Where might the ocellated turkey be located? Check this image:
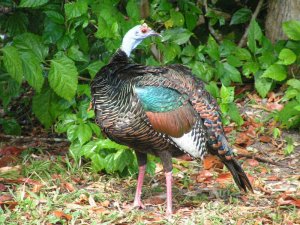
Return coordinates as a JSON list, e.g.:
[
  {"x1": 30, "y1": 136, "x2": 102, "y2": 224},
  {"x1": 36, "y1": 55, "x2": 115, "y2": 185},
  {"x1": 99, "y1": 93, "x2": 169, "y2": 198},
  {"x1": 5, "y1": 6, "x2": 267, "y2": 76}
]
[{"x1": 91, "y1": 23, "x2": 253, "y2": 216}]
